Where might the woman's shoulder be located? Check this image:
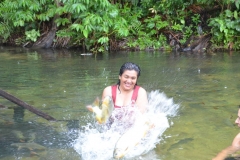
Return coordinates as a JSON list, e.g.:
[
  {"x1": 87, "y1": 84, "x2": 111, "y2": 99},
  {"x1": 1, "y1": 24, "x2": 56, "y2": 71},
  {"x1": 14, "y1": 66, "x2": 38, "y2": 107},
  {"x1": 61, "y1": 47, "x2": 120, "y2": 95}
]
[
  {"x1": 103, "y1": 85, "x2": 116, "y2": 95},
  {"x1": 137, "y1": 86, "x2": 147, "y2": 96},
  {"x1": 138, "y1": 86, "x2": 147, "y2": 92},
  {"x1": 103, "y1": 86, "x2": 112, "y2": 92},
  {"x1": 102, "y1": 86, "x2": 113, "y2": 99},
  {"x1": 104, "y1": 84, "x2": 117, "y2": 90}
]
